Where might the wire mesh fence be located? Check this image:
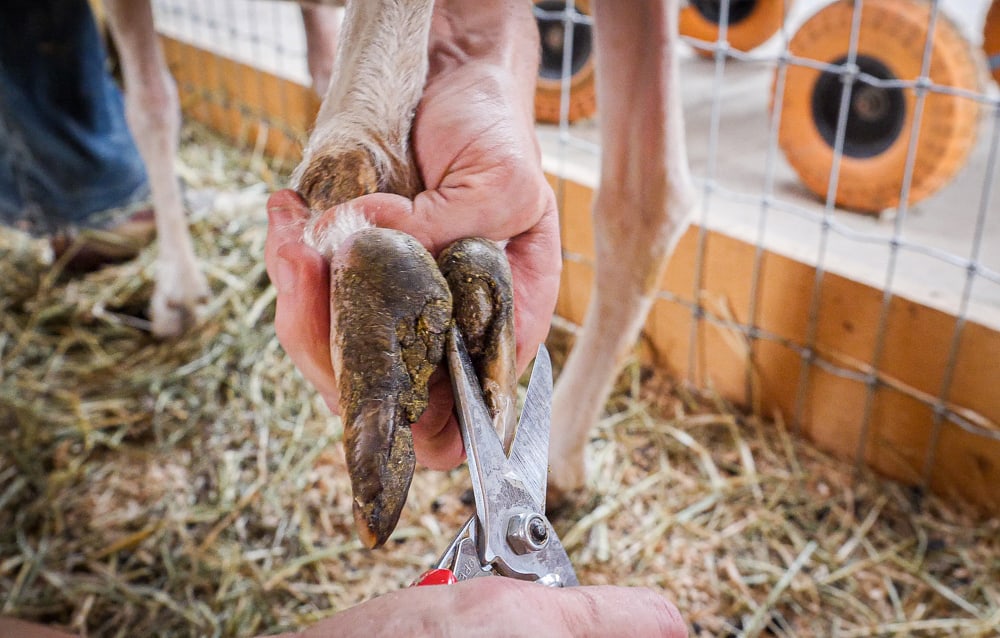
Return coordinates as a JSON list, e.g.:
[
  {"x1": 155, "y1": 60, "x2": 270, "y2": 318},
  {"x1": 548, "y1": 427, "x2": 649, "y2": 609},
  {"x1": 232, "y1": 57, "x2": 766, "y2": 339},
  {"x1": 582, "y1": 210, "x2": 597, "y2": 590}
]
[
  {"x1": 533, "y1": 0, "x2": 999, "y2": 499},
  {"x1": 150, "y1": 0, "x2": 999, "y2": 504},
  {"x1": 152, "y1": 0, "x2": 329, "y2": 168}
]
